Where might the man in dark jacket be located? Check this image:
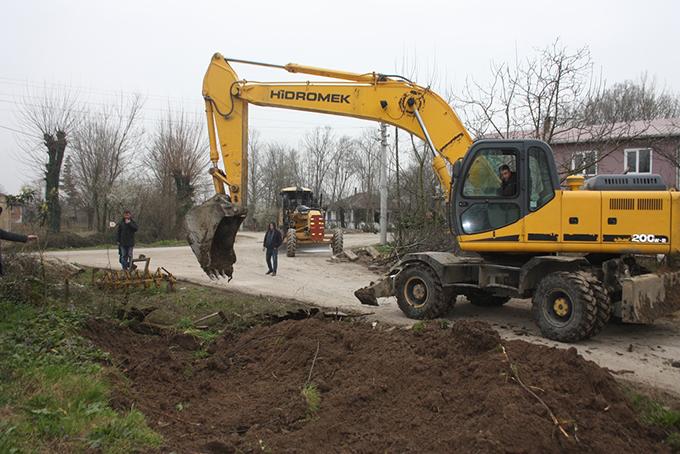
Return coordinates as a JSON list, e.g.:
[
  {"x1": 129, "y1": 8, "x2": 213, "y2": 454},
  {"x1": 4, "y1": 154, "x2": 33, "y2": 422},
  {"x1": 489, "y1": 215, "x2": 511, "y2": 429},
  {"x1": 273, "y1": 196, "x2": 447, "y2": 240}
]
[
  {"x1": 116, "y1": 210, "x2": 138, "y2": 270},
  {"x1": 0, "y1": 207, "x2": 38, "y2": 276},
  {"x1": 262, "y1": 222, "x2": 283, "y2": 276},
  {"x1": 498, "y1": 164, "x2": 518, "y2": 197}
]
